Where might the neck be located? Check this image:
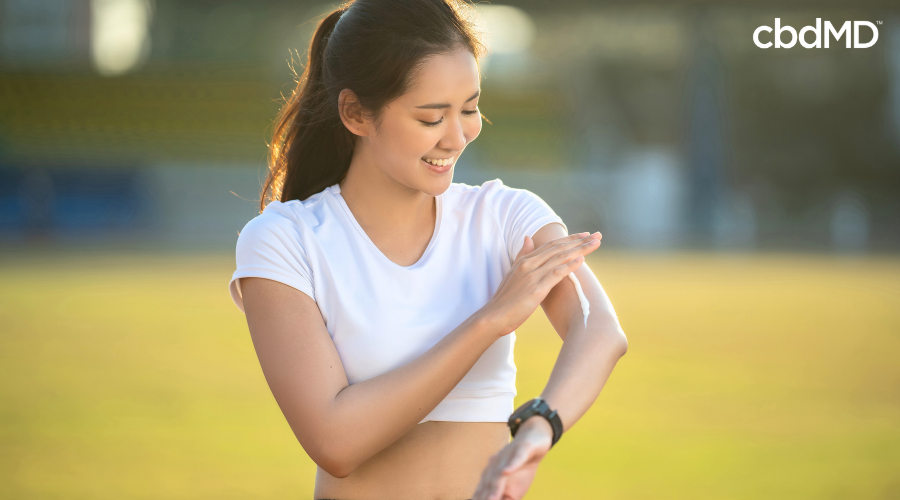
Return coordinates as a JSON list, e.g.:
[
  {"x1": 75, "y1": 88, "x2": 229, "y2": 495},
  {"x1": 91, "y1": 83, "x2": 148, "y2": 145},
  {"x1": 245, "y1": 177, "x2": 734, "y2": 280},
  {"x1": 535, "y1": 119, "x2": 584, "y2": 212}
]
[{"x1": 338, "y1": 153, "x2": 435, "y2": 234}]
